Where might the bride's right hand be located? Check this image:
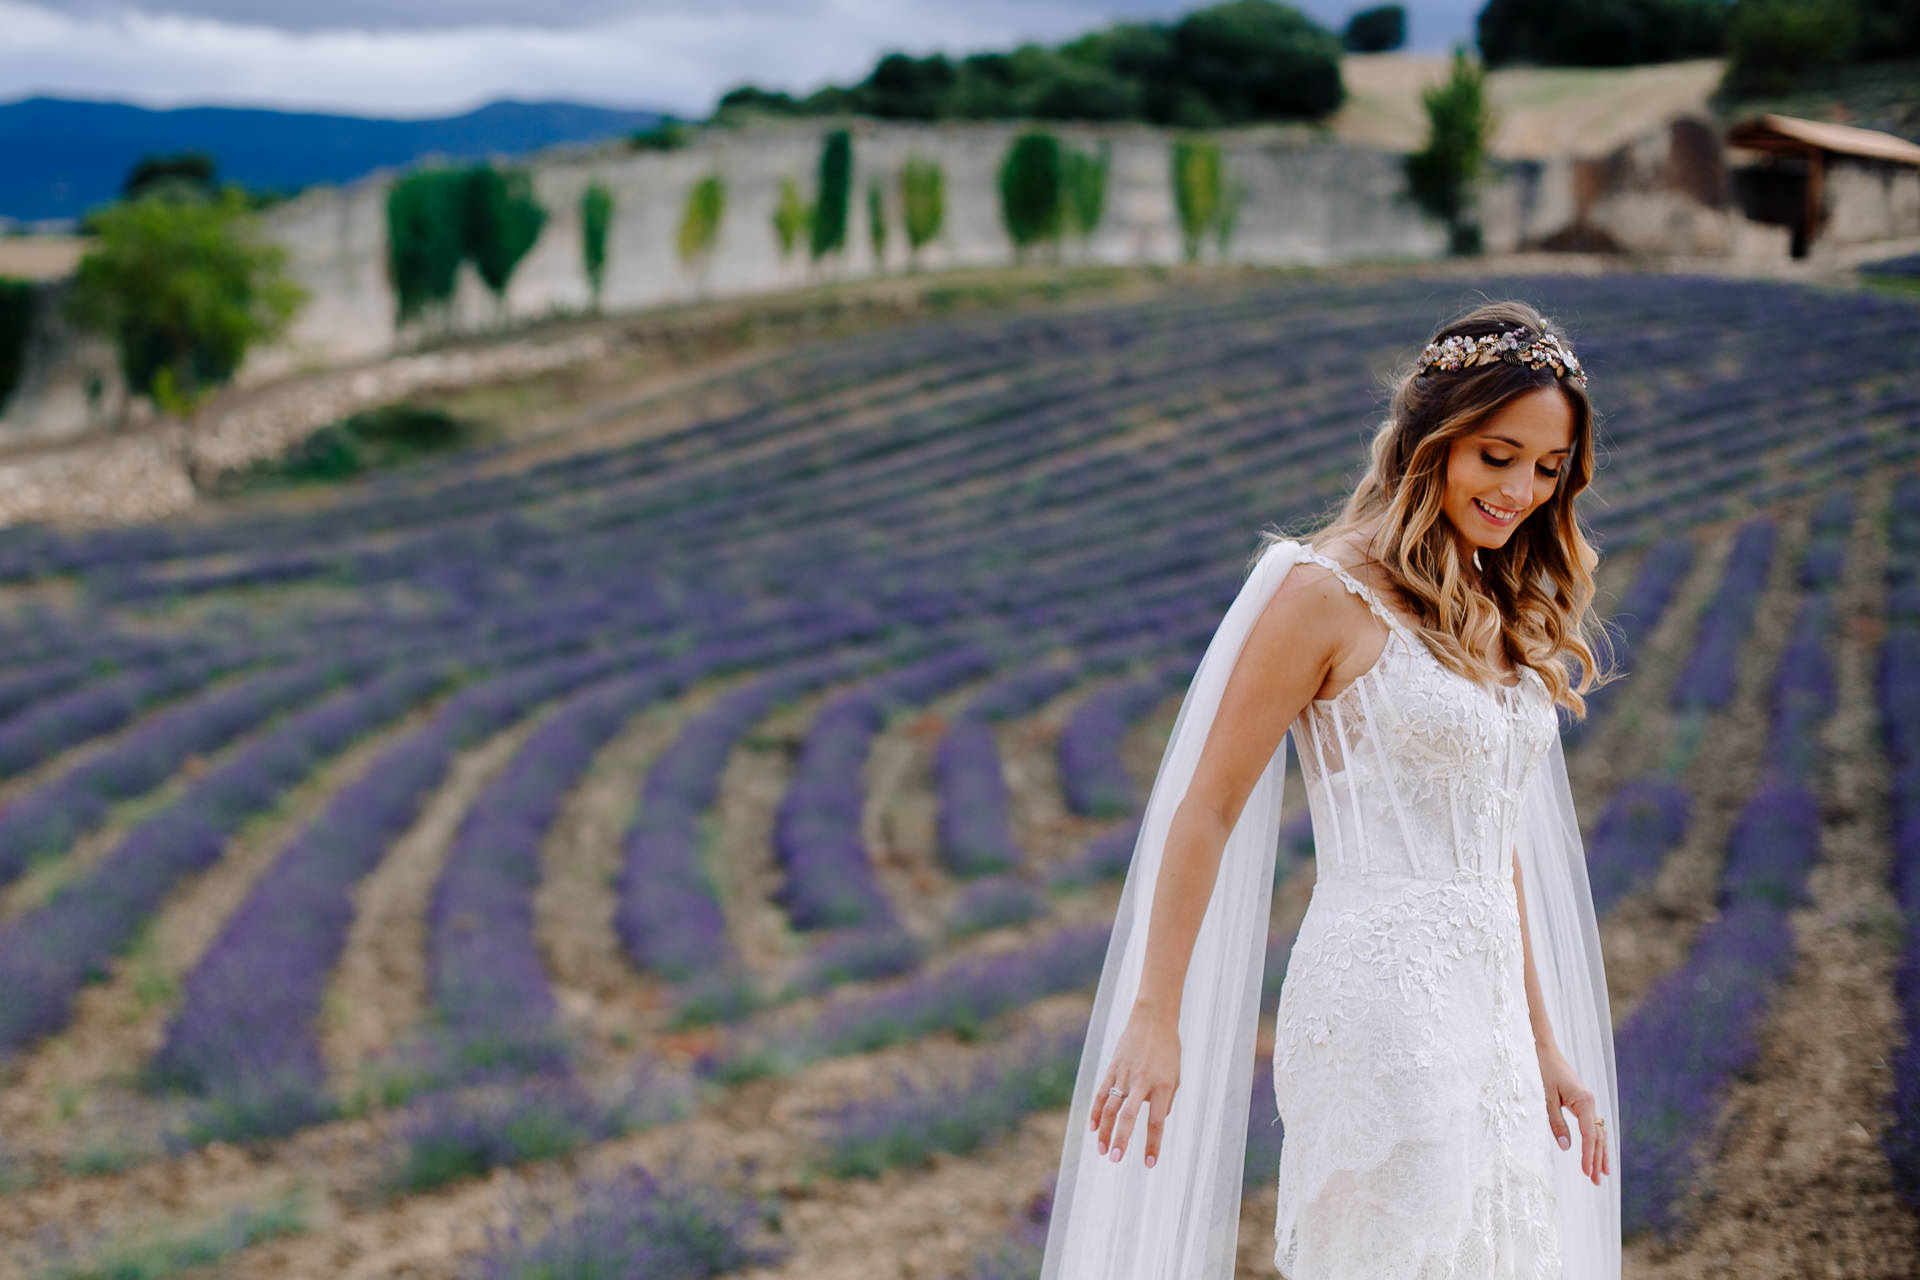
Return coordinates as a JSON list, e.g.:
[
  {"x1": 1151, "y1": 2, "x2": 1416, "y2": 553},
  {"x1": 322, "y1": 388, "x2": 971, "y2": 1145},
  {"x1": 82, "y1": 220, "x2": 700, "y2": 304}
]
[{"x1": 1088, "y1": 1004, "x2": 1181, "y2": 1170}]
